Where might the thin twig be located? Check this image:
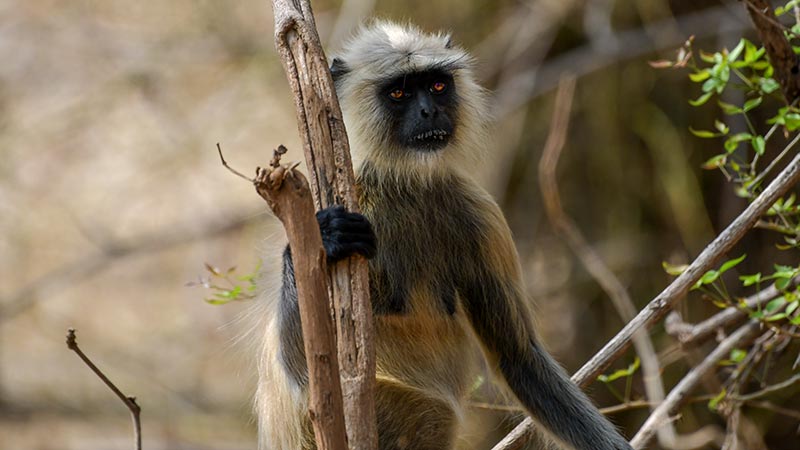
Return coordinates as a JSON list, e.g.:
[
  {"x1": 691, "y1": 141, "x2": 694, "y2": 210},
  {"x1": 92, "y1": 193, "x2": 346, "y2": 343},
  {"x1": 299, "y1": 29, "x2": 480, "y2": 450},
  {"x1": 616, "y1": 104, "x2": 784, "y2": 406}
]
[
  {"x1": 747, "y1": 400, "x2": 800, "y2": 420},
  {"x1": 66, "y1": 329, "x2": 142, "y2": 450},
  {"x1": 630, "y1": 322, "x2": 761, "y2": 449},
  {"x1": 733, "y1": 373, "x2": 800, "y2": 402},
  {"x1": 538, "y1": 77, "x2": 673, "y2": 444},
  {"x1": 217, "y1": 143, "x2": 255, "y2": 182},
  {"x1": 751, "y1": 132, "x2": 800, "y2": 188},
  {"x1": 664, "y1": 278, "x2": 797, "y2": 347}
]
